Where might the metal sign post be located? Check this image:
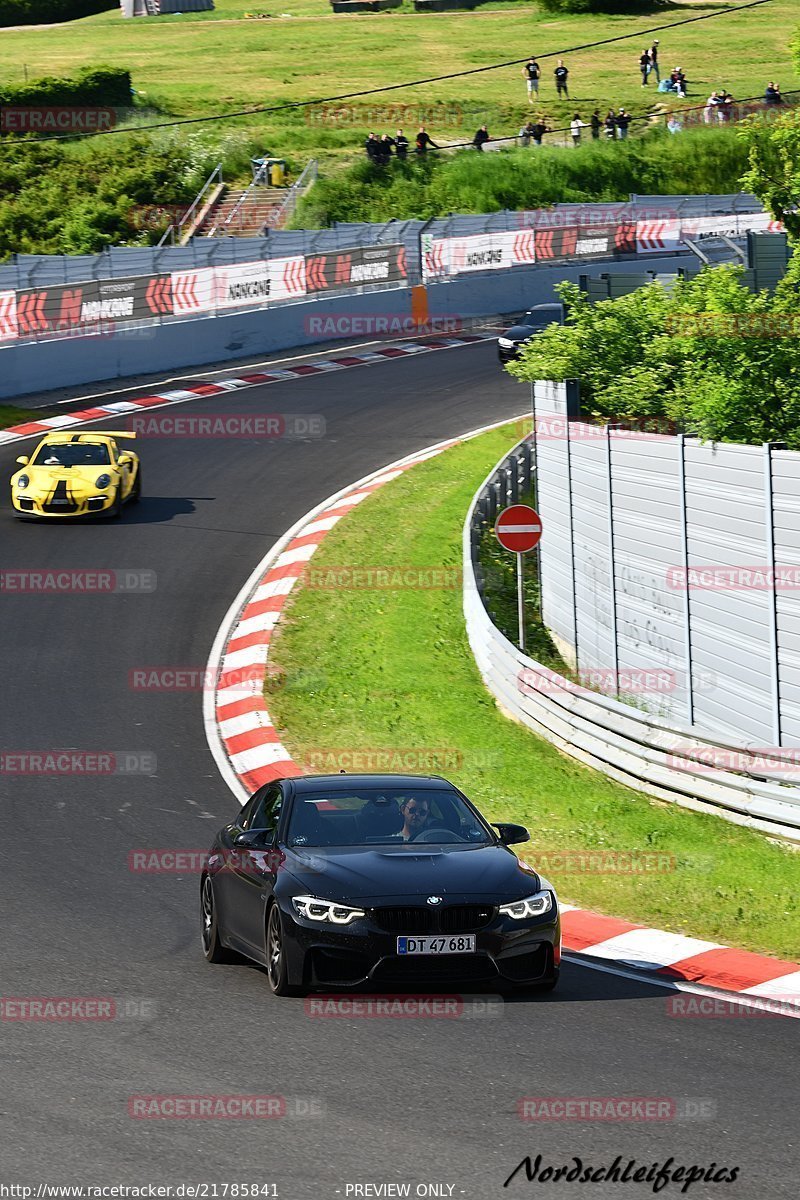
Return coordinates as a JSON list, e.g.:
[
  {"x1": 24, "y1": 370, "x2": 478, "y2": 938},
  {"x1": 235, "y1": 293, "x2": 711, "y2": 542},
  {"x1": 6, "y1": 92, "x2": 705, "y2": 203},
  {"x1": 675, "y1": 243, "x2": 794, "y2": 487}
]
[{"x1": 496, "y1": 504, "x2": 543, "y2": 653}]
